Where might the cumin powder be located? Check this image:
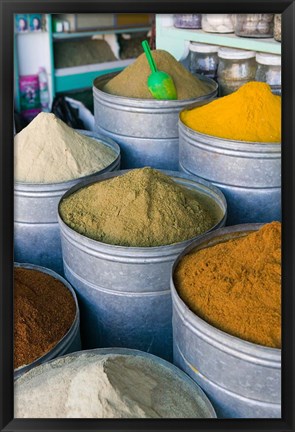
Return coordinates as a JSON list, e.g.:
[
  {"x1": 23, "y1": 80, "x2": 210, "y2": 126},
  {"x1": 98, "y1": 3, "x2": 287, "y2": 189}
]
[
  {"x1": 14, "y1": 267, "x2": 76, "y2": 369},
  {"x1": 102, "y1": 50, "x2": 211, "y2": 100}
]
